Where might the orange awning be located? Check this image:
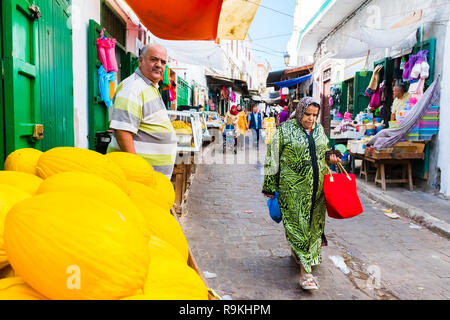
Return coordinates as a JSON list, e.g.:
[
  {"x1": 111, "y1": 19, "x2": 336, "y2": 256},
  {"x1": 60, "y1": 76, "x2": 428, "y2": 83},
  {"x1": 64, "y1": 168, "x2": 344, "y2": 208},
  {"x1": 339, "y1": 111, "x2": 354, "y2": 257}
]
[{"x1": 124, "y1": 0, "x2": 260, "y2": 41}]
